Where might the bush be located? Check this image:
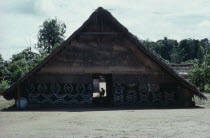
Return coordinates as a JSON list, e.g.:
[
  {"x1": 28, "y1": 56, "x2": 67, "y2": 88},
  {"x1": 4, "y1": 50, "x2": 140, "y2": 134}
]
[
  {"x1": 0, "y1": 80, "x2": 10, "y2": 95},
  {"x1": 189, "y1": 65, "x2": 210, "y2": 92}
]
